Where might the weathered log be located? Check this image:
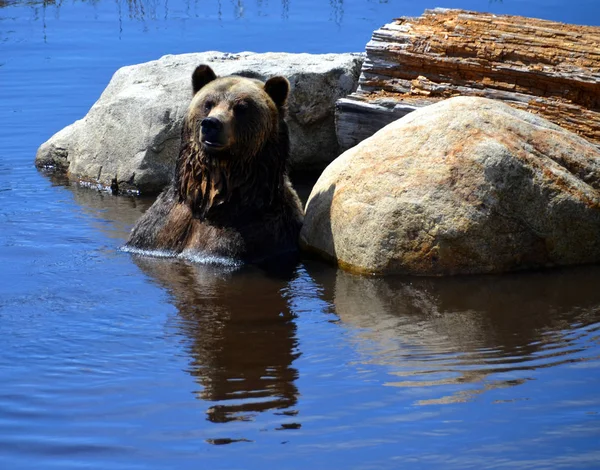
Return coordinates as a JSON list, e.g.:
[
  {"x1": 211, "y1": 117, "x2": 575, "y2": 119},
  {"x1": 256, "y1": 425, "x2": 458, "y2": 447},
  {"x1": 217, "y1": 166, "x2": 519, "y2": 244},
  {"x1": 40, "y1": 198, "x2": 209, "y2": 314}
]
[{"x1": 336, "y1": 8, "x2": 600, "y2": 151}]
